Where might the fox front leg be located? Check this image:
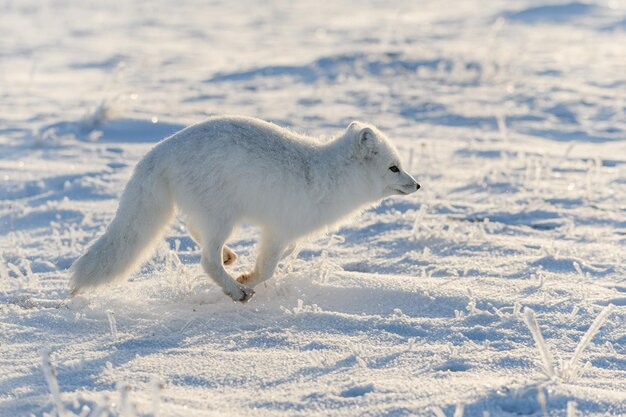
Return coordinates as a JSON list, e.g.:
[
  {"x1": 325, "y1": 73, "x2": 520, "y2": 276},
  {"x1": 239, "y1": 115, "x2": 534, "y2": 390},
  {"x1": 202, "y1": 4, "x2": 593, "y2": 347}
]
[{"x1": 237, "y1": 234, "x2": 287, "y2": 287}]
